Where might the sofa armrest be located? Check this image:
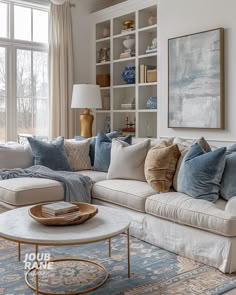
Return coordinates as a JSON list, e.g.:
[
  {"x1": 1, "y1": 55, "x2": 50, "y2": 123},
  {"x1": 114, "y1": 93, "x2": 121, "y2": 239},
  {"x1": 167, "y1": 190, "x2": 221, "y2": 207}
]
[{"x1": 225, "y1": 197, "x2": 236, "y2": 215}]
